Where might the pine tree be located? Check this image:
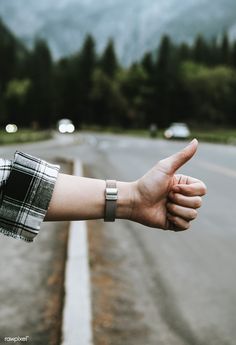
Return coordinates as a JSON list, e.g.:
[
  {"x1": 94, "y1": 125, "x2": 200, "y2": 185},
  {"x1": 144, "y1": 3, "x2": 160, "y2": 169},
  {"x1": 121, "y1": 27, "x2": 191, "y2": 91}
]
[
  {"x1": 220, "y1": 32, "x2": 230, "y2": 65},
  {"x1": 100, "y1": 39, "x2": 118, "y2": 78},
  {"x1": 178, "y1": 43, "x2": 190, "y2": 62},
  {"x1": 193, "y1": 35, "x2": 208, "y2": 65},
  {"x1": 154, "y1": 35, "x2": 177, "y2": 126},
  {"x1": 208, "y1": 37, "x2": 220, "y2": 66},
  {"x1": 27, "y1": 39, "x2": 53, "y2": 127},
  {"x1": 156, "y1": 35, "x2": 172, "y2": 72},
  {"x1": 75, "y1": 34, "x2": 97, "y2": 125},
  {"x1": 79, "y1": 34, "x2": 96, "y2": 82},
  {"x1": 0, "y1": 19, "x2": 20, "y2": 93},
  {"x1": 141, "y1": 52, "x2": 154, "y2": 75},
  {"x1": 231, "y1": 41, "x2": 236, "y2": 68}
]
